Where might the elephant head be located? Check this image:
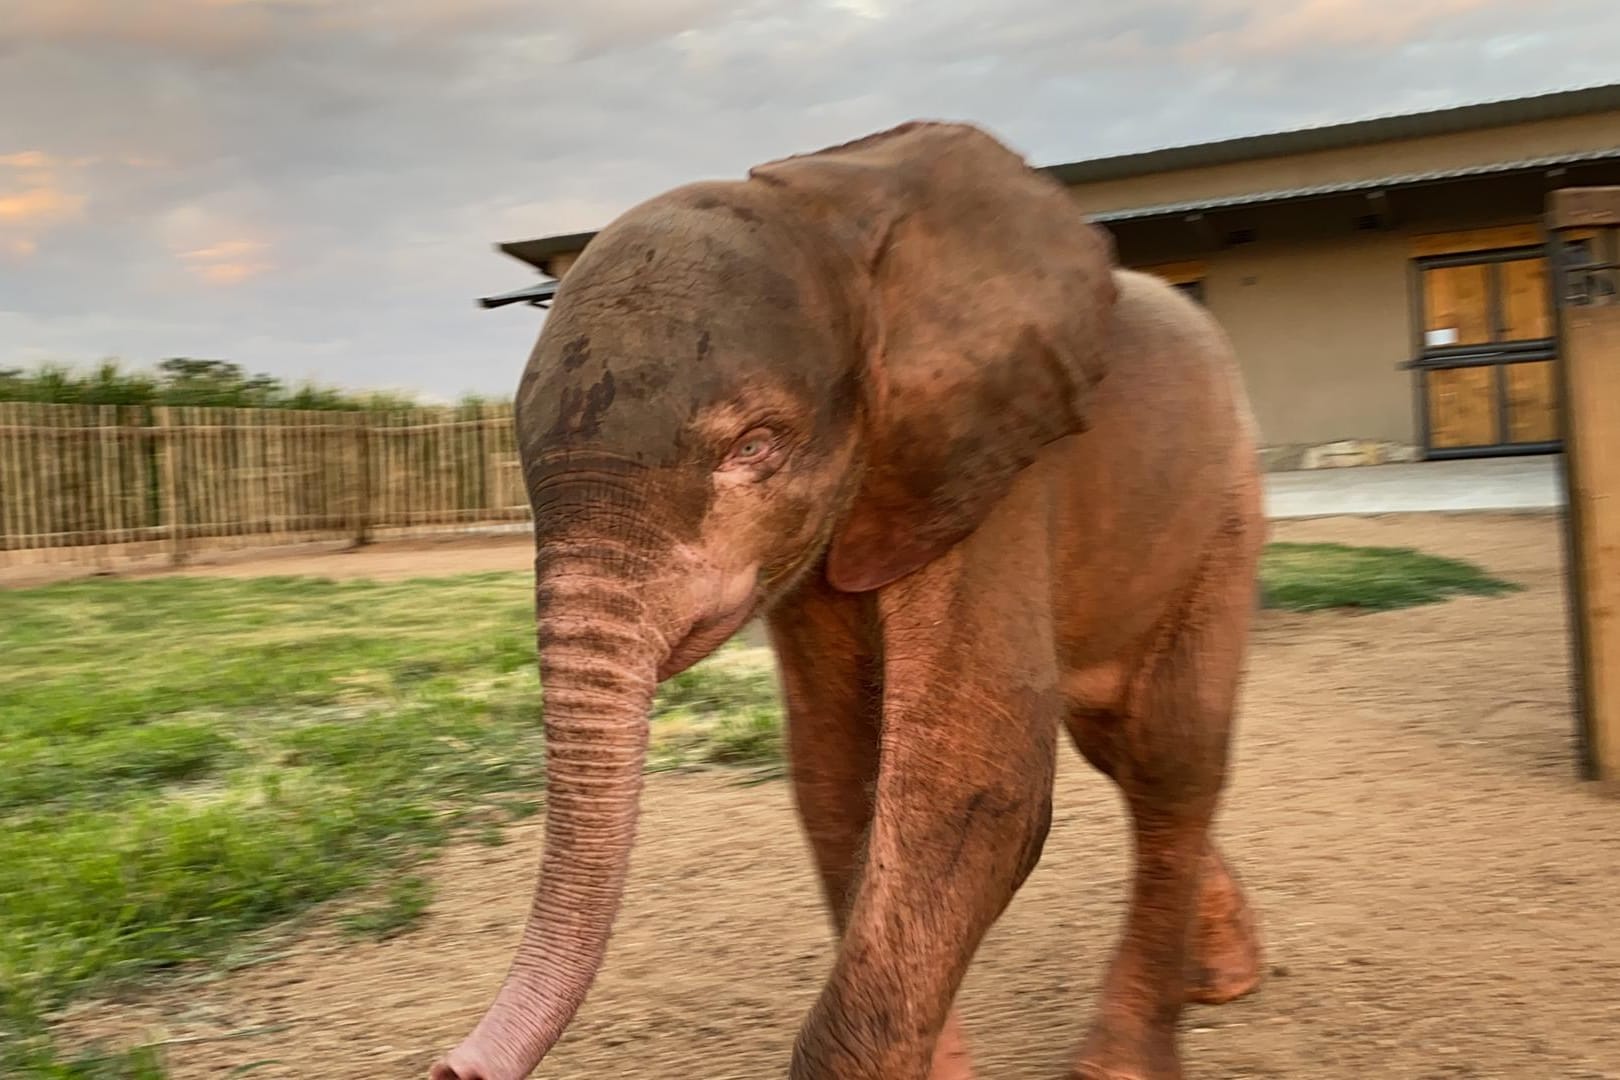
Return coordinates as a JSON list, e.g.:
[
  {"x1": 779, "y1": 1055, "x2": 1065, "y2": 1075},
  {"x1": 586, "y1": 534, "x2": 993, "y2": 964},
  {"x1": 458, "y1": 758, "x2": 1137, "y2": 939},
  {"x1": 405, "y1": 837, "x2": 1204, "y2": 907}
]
[{"x1": 432, "y1": 121, "x2": 1119, "y2": 1080}]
